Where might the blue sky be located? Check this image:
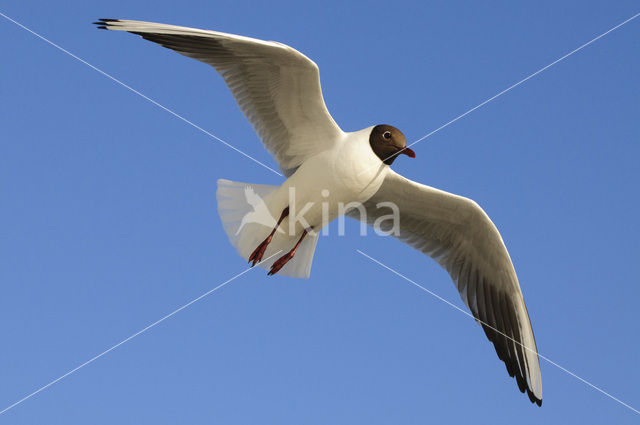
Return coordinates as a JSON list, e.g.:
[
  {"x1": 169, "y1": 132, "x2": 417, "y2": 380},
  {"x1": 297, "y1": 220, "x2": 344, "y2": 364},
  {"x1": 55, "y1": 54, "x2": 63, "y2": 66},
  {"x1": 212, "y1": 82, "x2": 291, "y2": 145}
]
[{"x1": 1, "y1": 0, "x2": 639, "y2": 423}]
